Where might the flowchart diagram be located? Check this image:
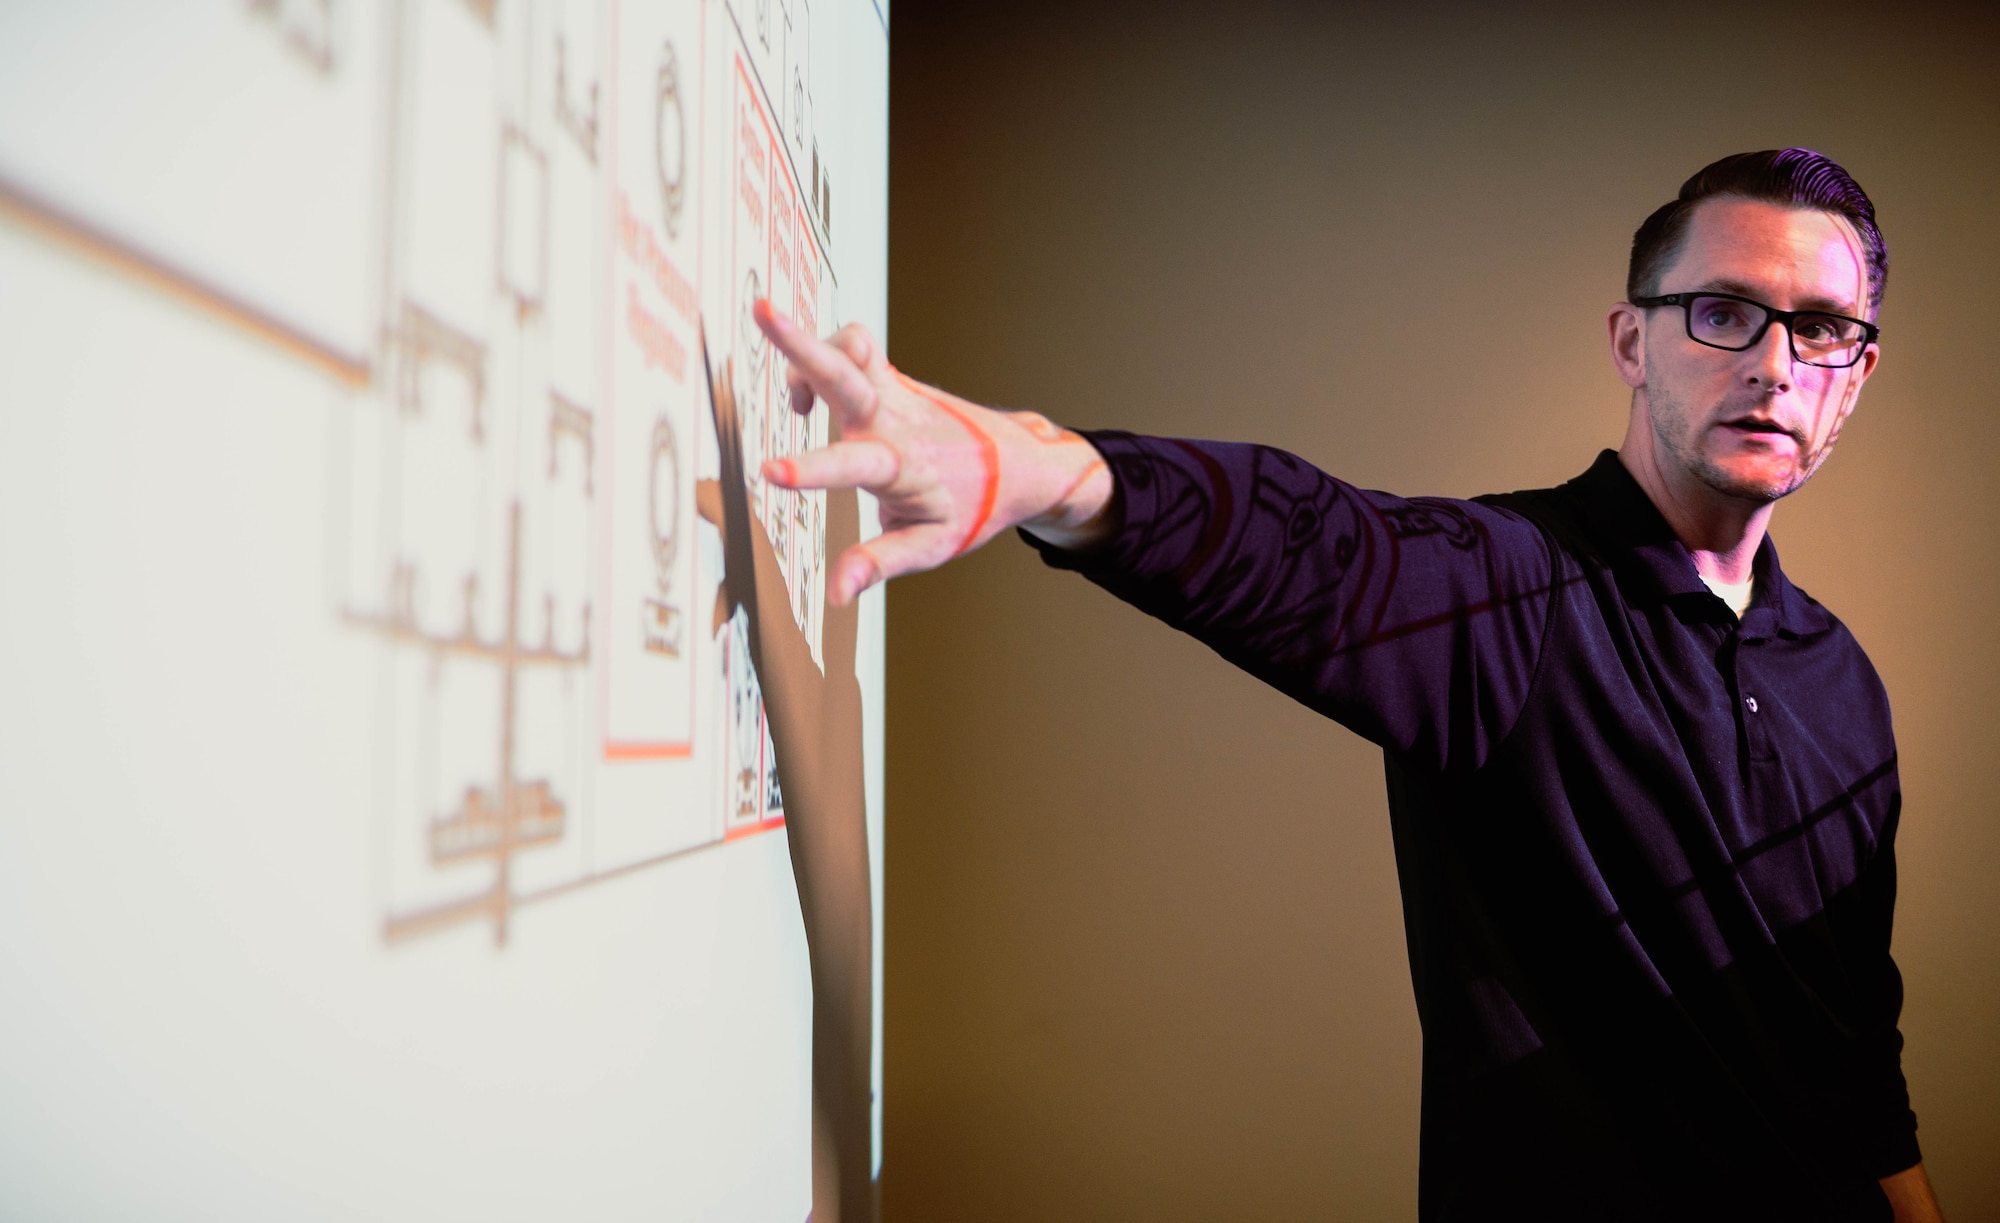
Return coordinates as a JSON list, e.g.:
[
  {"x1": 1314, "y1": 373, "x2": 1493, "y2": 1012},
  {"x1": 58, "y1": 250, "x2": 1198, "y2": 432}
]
[
  {"x1": 337, "y1": 0, "x2": 844, "y2": 945},
  {"x1": 0, "y1": 0, "x2": 850, "y2": 948}
]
